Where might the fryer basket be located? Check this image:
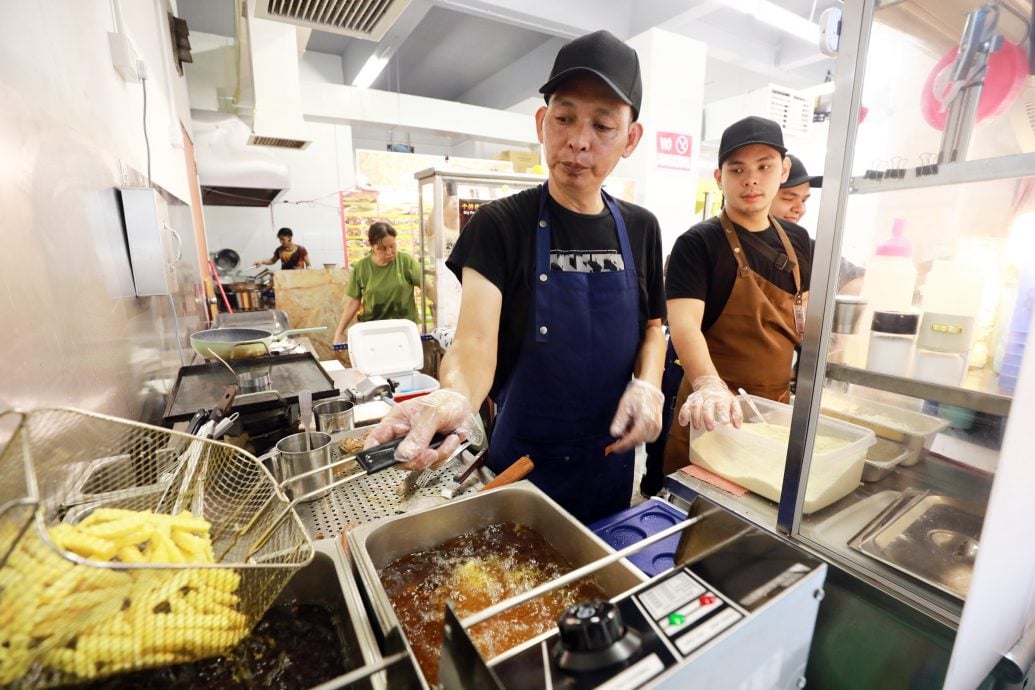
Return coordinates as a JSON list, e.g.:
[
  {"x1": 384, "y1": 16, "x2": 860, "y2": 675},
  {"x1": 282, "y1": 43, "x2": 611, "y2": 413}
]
[{"x1": 0, "y1": 408, "x2": 313, "y2": 688}]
